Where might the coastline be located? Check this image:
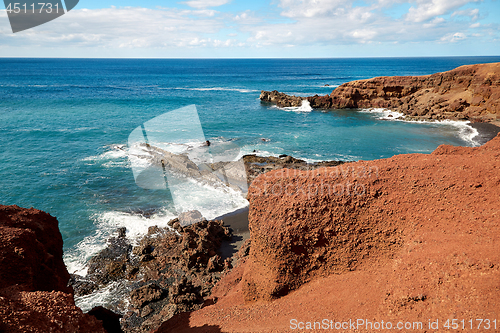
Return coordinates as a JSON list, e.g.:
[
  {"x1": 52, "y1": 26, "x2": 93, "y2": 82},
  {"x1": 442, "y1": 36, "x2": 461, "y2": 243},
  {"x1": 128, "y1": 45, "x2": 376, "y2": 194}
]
[
  {"x1": 4, "y1": 59, "x2": 500, "y2": 332},
  {"x1": 212, "y1": 119, "x2": 500, "y2": 264},
  {"x1": 470, "y1": 122, "x2": 500, "y2": 145},
  {"x1": 216, "y1": 207, "x2": 250, "y2": 263},
  {"x1": 214, "y1": 118, "x2": 500, "y2": 244}
]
